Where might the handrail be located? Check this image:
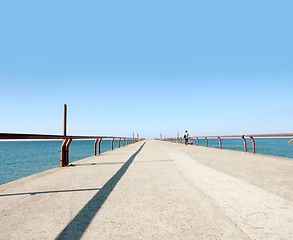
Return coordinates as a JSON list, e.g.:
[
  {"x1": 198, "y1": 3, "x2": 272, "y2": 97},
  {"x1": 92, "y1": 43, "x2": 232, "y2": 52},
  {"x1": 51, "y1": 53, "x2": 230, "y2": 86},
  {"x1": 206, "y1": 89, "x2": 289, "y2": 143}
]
[
  {"x1": 194, "y1": 135, "x2": 244, "y2": 138},
  {"x1": 0, "y1": 133, "x2": 128, "y2": 140},
  {"x1": 245, "y1": 133, "x2": 293, "y2": 137},
  {"x1": 164, "y1": 133, "x2": 293, "y2": 155},
  {"x1": 0, "y1": 133, "x2": 140, "y2": 167},
  {"x1": 0, "y1": 105, "x2": 141, "y2": 167}
]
